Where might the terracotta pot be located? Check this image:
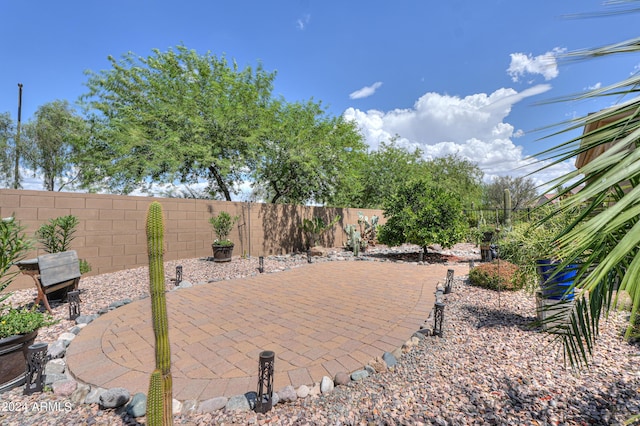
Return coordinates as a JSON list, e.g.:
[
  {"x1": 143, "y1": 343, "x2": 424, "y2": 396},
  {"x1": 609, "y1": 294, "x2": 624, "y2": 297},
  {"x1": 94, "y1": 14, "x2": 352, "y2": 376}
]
[
  {"x1": 0, "y1": 330, "x2": 38, "y2": 393},
  {"x1": 212, "y1": 243, "x2": 234, "y2": 263}
]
